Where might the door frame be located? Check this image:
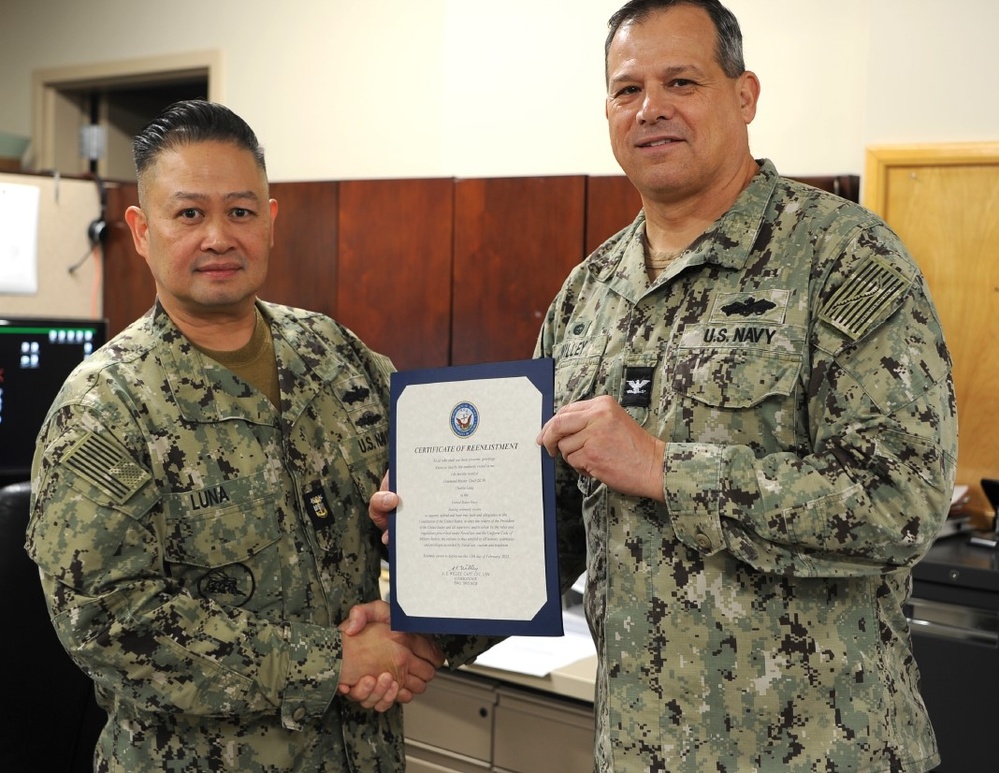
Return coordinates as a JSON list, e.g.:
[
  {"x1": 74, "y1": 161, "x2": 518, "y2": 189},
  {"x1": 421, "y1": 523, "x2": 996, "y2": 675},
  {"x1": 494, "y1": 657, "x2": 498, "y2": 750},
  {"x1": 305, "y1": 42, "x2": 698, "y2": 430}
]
[
  {"x1": 31, "y1": 50, "x2": 222, "y2": 176},
  {"x1": 863, "y1": 141, "x2": 999, "y2": 213}
]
